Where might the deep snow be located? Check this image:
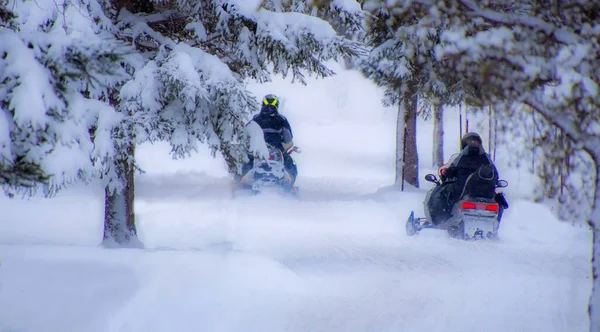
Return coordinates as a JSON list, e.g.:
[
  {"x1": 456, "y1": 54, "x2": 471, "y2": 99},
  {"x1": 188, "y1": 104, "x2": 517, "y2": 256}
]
[{"x1": 0, "y1": 61, "x2": 592, "y2": 332}]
